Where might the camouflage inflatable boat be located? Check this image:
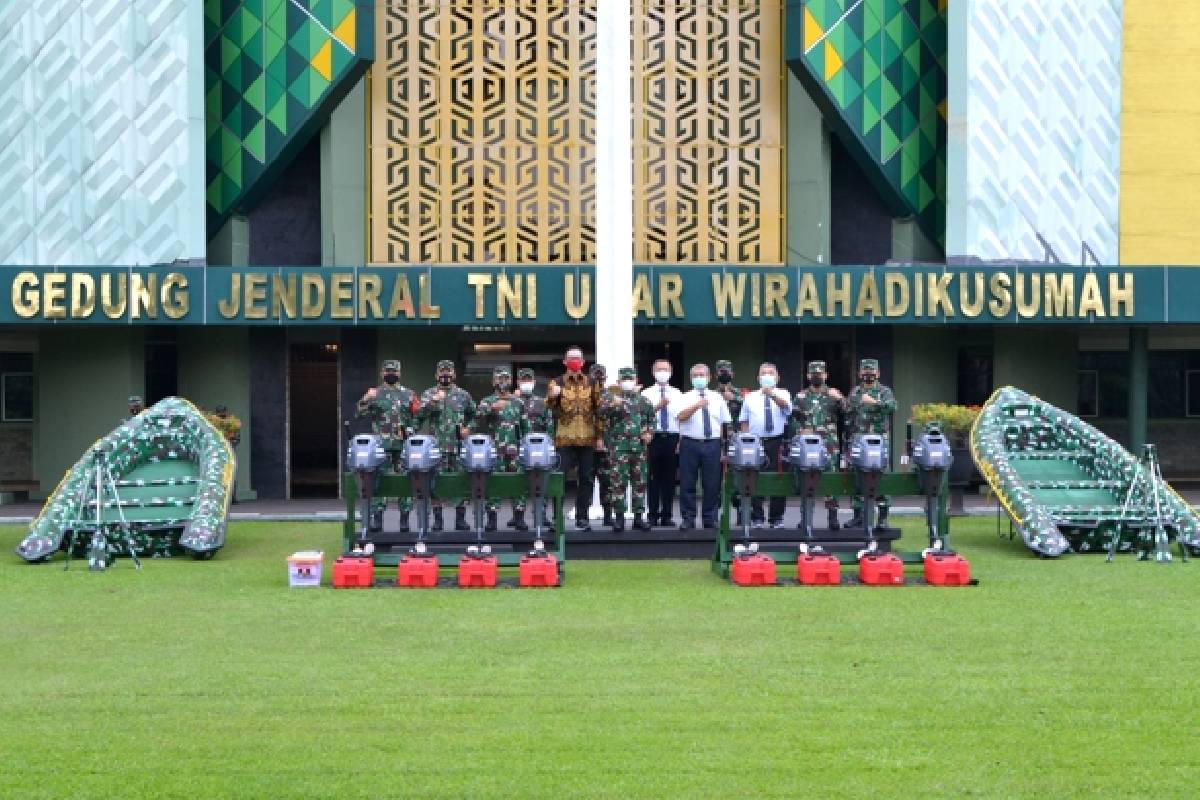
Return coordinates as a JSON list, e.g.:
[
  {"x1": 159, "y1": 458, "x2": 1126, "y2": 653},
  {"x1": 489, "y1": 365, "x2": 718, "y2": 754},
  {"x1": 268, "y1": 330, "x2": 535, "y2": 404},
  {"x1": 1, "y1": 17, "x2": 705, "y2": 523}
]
[
  {"x1": 971, "y1": 386, "x2": 1200, "y2": 558},
  {"x1": 15, "y1": 397, "x2": 234, "y2": 564}
]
